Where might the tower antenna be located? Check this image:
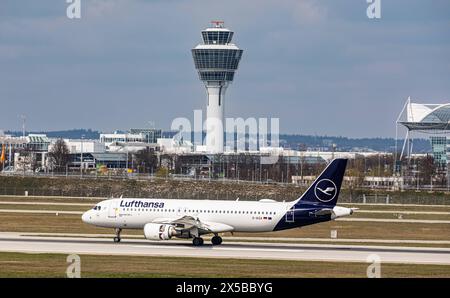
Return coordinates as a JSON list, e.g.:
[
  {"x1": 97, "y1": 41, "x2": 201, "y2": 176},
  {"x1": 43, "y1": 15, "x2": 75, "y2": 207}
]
[{"x1": 211, "y1": 20, "x2": 224, "y2": 28}]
